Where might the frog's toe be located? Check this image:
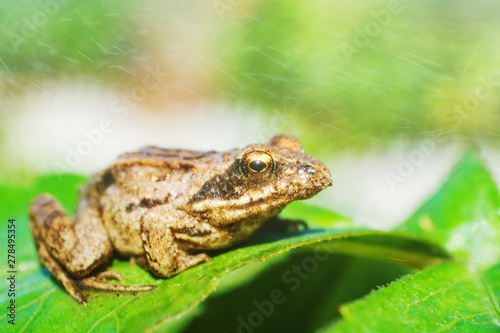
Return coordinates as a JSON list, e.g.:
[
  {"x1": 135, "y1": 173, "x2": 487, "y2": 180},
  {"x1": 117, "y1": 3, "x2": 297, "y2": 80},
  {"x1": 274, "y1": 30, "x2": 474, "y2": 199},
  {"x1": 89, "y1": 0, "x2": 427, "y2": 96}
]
[
  {"x1": 72, "y1": 289, "x2": 88, "y2": 306},
  {"x1": 97, "y1": 270, "x2": 125, "y2": 282},
  {"x1": 78, "y1": 276, "x2": 157, "y2": 292},
  {"x1": 129, "y1": 256, "x2": 148, "y2": 269},
  {"x1": 289, "y1": 220, "x2": 308, "y2": 233}
]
